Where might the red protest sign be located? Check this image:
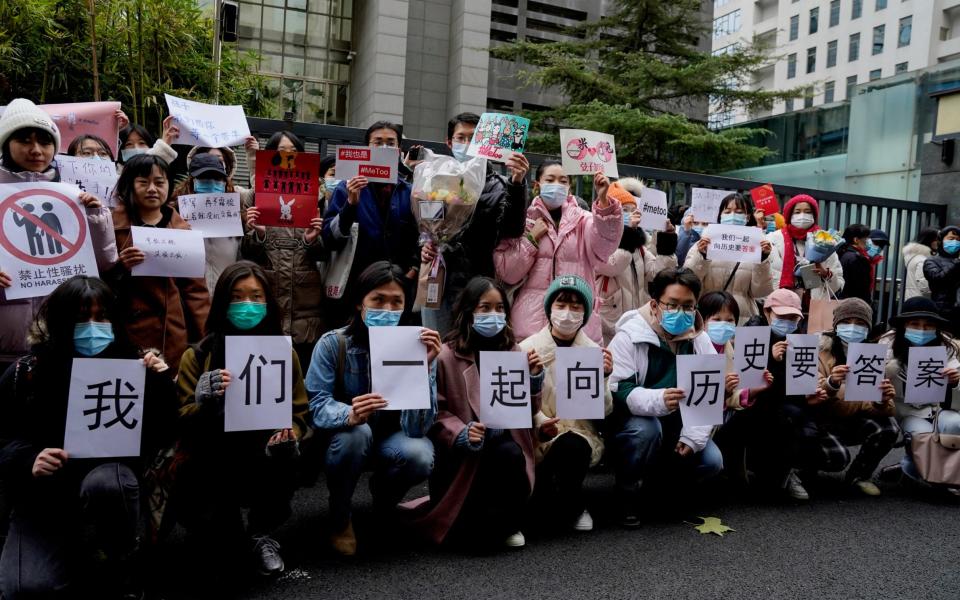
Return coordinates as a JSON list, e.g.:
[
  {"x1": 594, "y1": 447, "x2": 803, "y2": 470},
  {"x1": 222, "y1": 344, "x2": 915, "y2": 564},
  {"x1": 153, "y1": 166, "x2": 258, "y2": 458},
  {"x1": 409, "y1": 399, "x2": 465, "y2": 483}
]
[
  {"x1": 750, "y1": 184, "x2": 780, "y2": 215},
  {"x1": 253, "y1": 150, "x2": 321, "y2": 228}
]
